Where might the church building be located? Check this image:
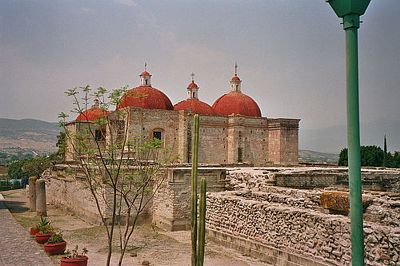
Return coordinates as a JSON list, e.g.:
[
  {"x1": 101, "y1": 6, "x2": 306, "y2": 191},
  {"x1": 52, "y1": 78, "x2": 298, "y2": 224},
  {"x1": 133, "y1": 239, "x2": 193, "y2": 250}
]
[{"x1": 65, "y1": 66, "x2": 300, "y2": 166}]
